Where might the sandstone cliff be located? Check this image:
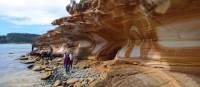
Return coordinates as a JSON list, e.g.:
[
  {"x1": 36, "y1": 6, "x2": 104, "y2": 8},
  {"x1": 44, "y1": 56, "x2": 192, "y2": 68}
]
[
  {"x1": 35, "y1": 0, "x2": 200, "y2": 64},
  {"x1": 29, "y1": 0, "x2": 200, "y2": 87}
]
